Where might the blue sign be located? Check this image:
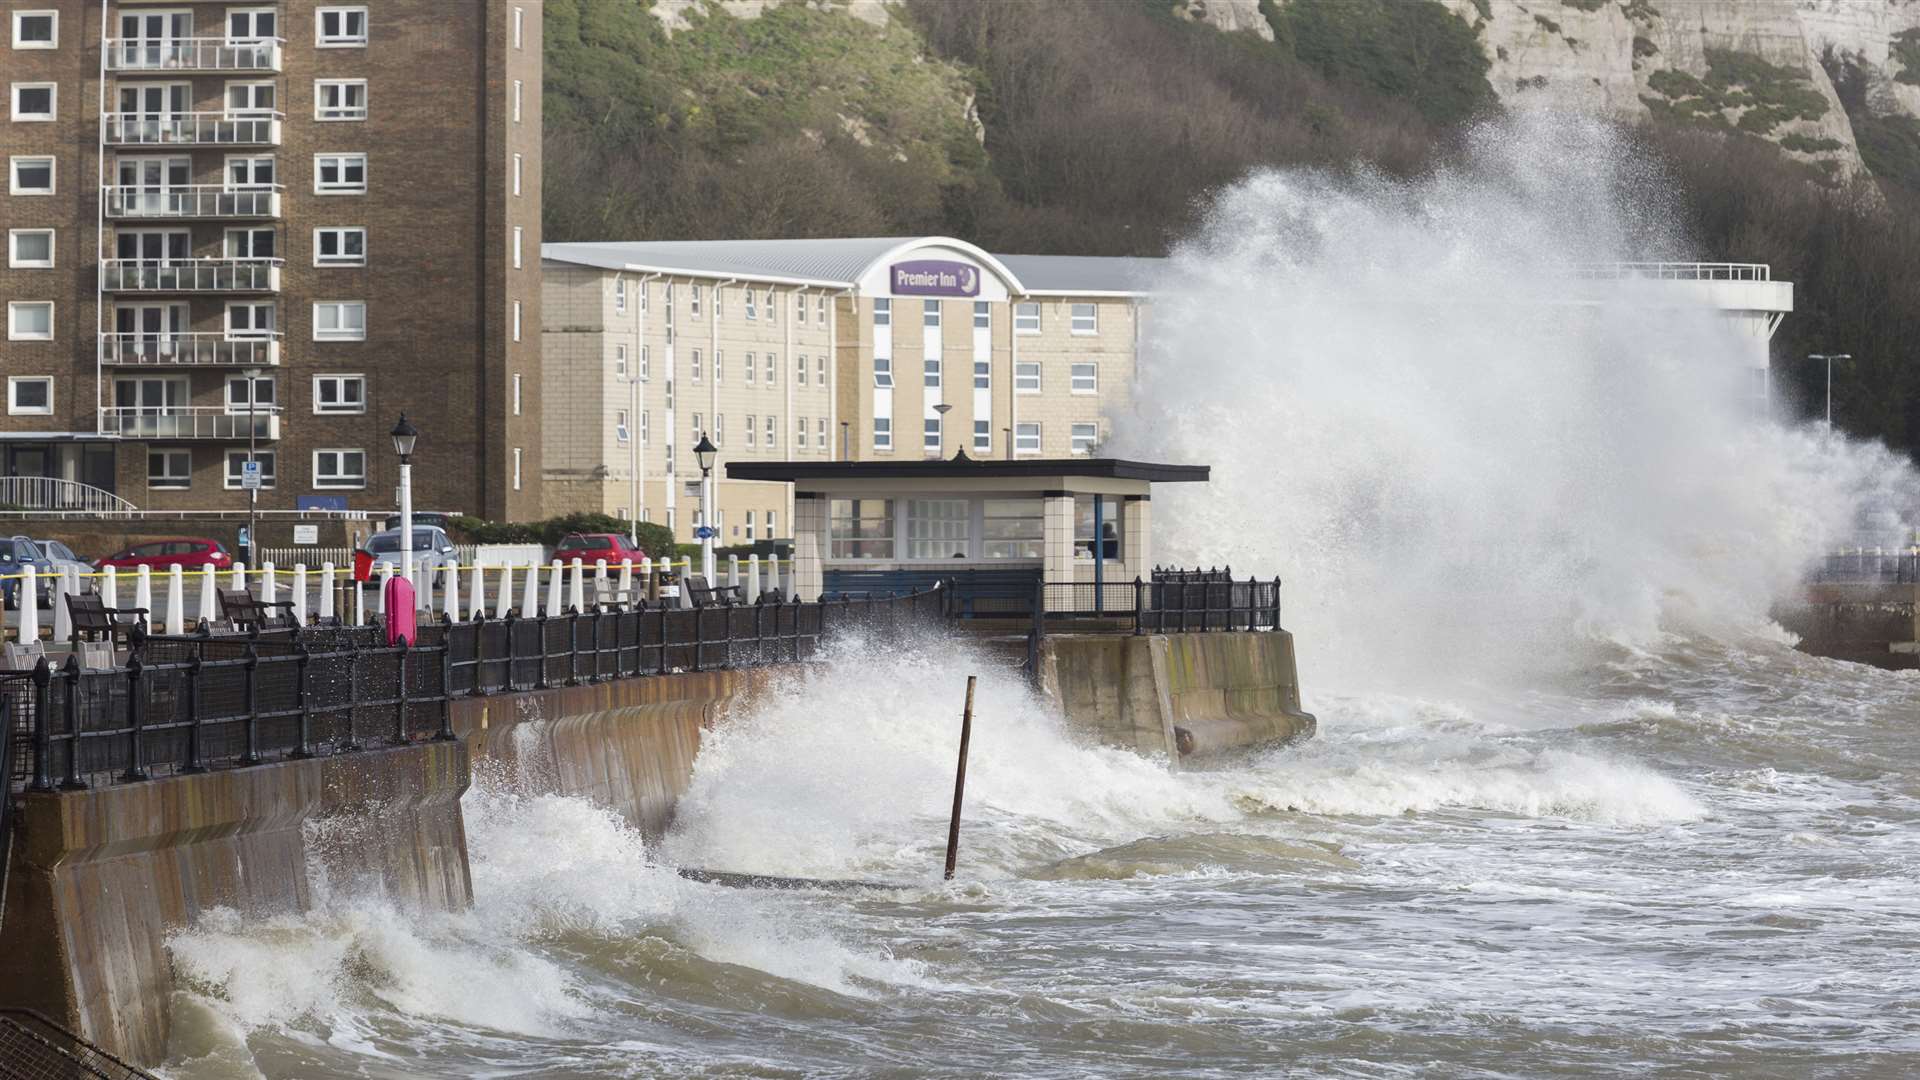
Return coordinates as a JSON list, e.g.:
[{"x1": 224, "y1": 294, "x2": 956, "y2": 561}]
[
  {"x1": 297, "y1": 495, "x2": 350, "y2": 511},
  {"x1": 694, "y1": 526, "x2": 718, "y2": 540}
]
